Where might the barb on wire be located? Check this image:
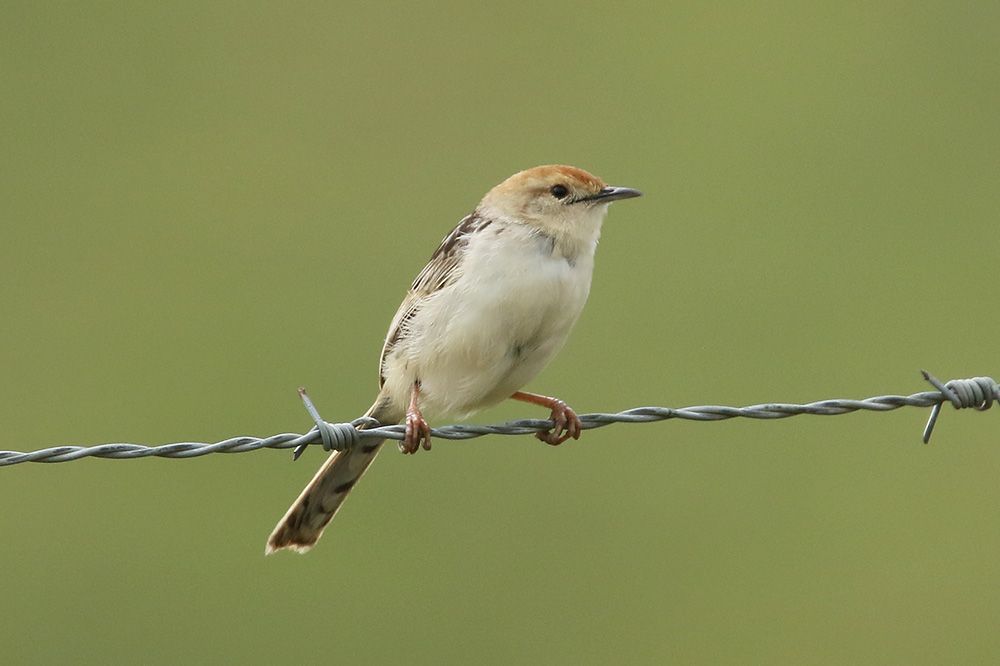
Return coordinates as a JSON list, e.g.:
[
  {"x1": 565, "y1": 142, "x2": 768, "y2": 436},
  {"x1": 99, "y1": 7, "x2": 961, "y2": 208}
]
[
  {"x1": 920, "y1": 372, "x2": 998, "y2": 443},
  {"x1": 0, "y1": 372, "x2": 995, "y2": 467}
]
